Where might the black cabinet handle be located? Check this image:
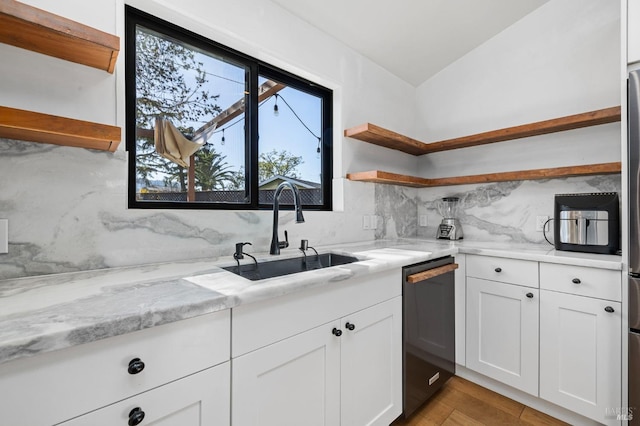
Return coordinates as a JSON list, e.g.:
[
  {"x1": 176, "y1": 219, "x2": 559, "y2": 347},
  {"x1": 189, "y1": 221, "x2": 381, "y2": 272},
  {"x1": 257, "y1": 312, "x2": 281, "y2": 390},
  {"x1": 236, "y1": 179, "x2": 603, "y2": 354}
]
[
  {"x1": 495, "y1": 267, "x2": 502, "y2": 273},
  {"x1": 526, "y1": 292, "x2": 534, "y2": 298},
  {"x1": 128, "y1": 407, "x2": 145, "y2": 426},
  {"x1": 572, "y1": 278, "x2": 581, "y2": 284},
  {"x1": 332, "y1": 328, "x2": 342, "y2": 337},
  {"x1": 128, "y1": 358, "x2": 145, "y2": 375},
  {"x1": 605, "y1": 306, "x2": 615, "y2": 313},
  {"x1": 345, "y1": 322, "x2": 355, "y2": 331}
]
